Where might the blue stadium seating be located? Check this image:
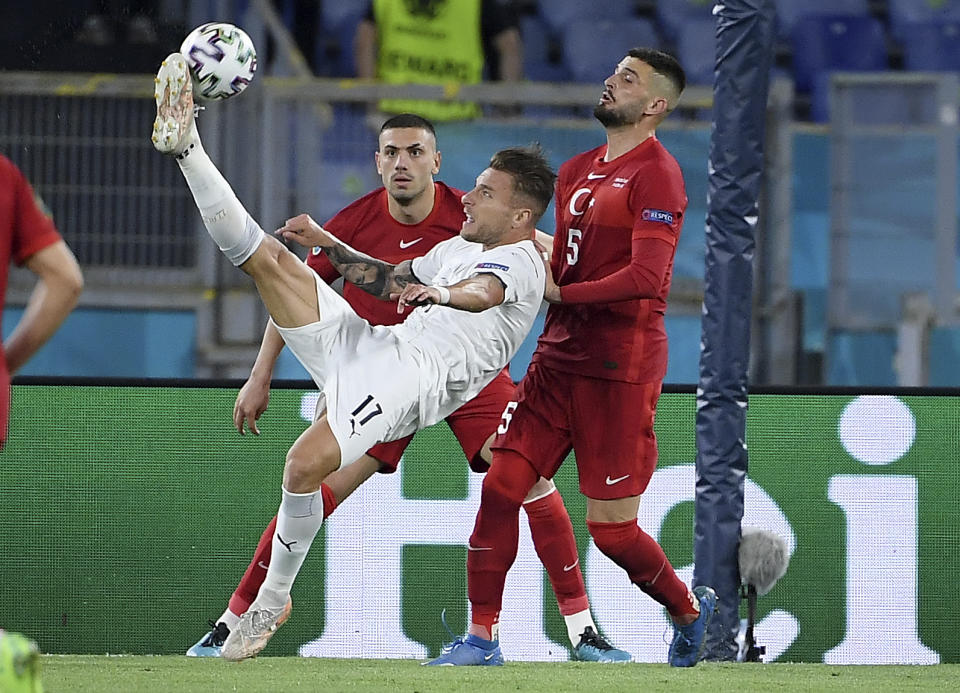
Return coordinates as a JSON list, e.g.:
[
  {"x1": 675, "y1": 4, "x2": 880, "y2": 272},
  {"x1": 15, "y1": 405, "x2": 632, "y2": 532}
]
[
  {"x1": 322, "y1": 0, "x2": 368, "y2": 32},
  {"x1": 887, "y1": 0, "x2": 960, "y2": 41},
  {"x1": 826, "y1": 330, "x2": 898, "y2": 386},
  {"x1": 317, "y1": 0, "x2": 368, "y2": 76},
  {"x1": 655, "y1": 0, "x2": 714, "y2": 43},
  {"x1": 773, "y1": 0, "x2": 870, "y2": 39},
  {"x1": 520, "y1": 15, "x2": 569, "y2": 81},
  {"x1": 536, "y1": 0, "x2": 637, "y2": 35},
  {"x1": 675, "y1": 16, "x2": 715, "y2": 86},
  {"x1": 562, "y1": 18, "x2": 660, "y2": 84},
  {"x1": 900, "y1": 21, "x2": 960, "y2": 71},
  {"x1": 791, "y1": 15, "x2": 888, "y2": 93},
  {"x1": 809, "y1": 69, "x2": 940, "y2": 123}
]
